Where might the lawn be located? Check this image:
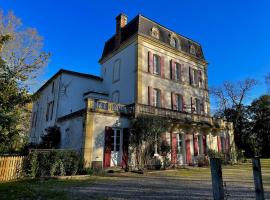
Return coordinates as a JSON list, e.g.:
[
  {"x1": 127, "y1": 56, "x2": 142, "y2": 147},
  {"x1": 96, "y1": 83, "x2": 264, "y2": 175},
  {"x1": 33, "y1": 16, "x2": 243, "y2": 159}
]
[{"x1": 0, "y1": 159, "x2": 269, "y2": 200}]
